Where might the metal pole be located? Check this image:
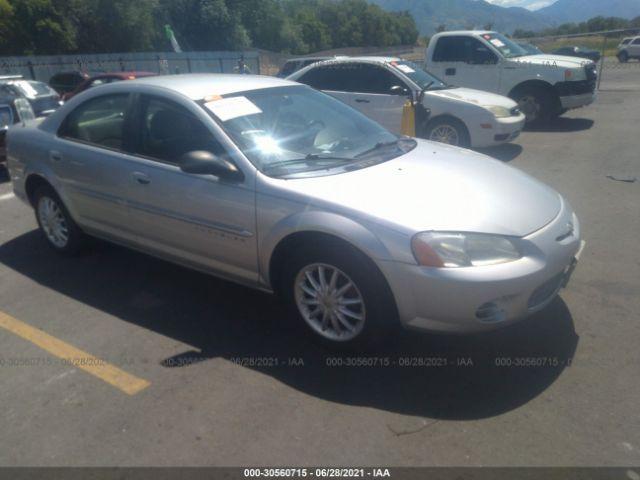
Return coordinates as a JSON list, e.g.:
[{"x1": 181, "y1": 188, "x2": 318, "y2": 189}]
[{"x1": 597, "y1": 34, "x2": 606, "y2": 90}]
